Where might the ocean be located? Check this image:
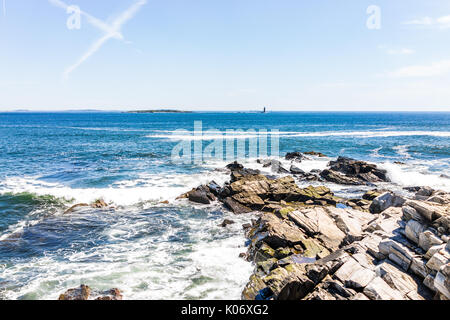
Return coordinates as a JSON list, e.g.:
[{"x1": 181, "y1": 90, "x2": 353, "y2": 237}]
[{"x1": 0, "y1": 111, "x2": 449, "y2": 300}]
